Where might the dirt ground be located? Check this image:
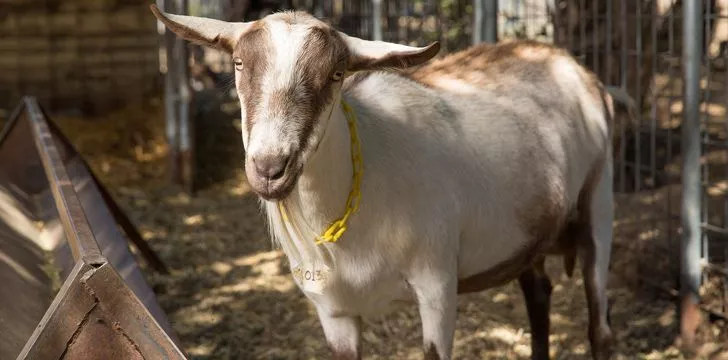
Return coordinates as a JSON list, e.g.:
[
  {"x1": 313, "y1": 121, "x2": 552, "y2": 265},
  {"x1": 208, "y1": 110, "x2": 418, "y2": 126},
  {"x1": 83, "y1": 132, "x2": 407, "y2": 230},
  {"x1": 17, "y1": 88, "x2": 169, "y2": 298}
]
[{"x1": 51, "y1": 93, "x2": 728, "y2": 360}]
